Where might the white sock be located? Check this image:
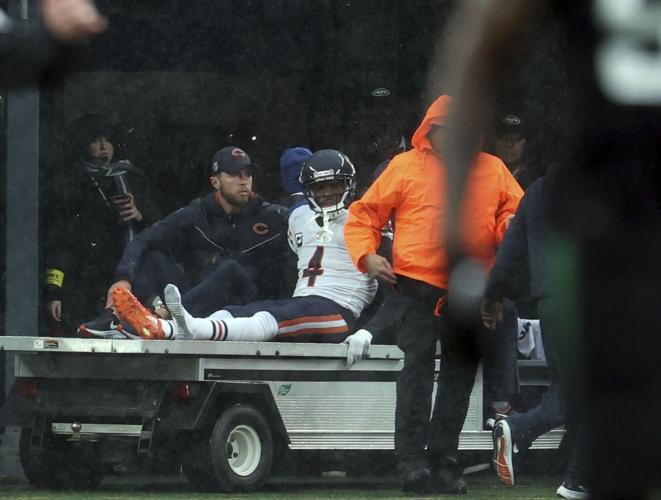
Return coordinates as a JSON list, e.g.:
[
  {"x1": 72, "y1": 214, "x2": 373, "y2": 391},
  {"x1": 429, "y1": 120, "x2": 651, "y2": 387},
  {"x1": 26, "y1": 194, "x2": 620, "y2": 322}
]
[
  {"x1": 160, "y1": 320, "x2": 176, "y2": 339},
  {"x1": 164, "y1": 284, "x2": 278, "y2": 342},
  {"x1": 222, "y1": 312, "x2": 278, "y2": 342},
  {"x1": 164, "y1": 284, "x2": 221, "y2": 340}
]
